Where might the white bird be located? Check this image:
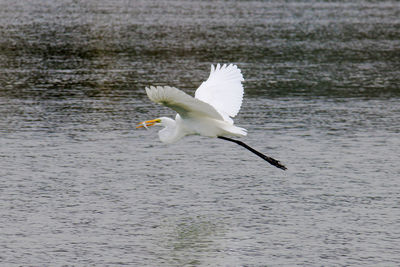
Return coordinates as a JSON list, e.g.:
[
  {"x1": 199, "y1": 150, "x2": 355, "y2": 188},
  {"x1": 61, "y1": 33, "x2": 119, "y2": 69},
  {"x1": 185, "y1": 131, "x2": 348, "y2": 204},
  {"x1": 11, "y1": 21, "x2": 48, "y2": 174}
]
[{"x1": 137, "y1": 64, "x2": 286, "y2": 170}]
